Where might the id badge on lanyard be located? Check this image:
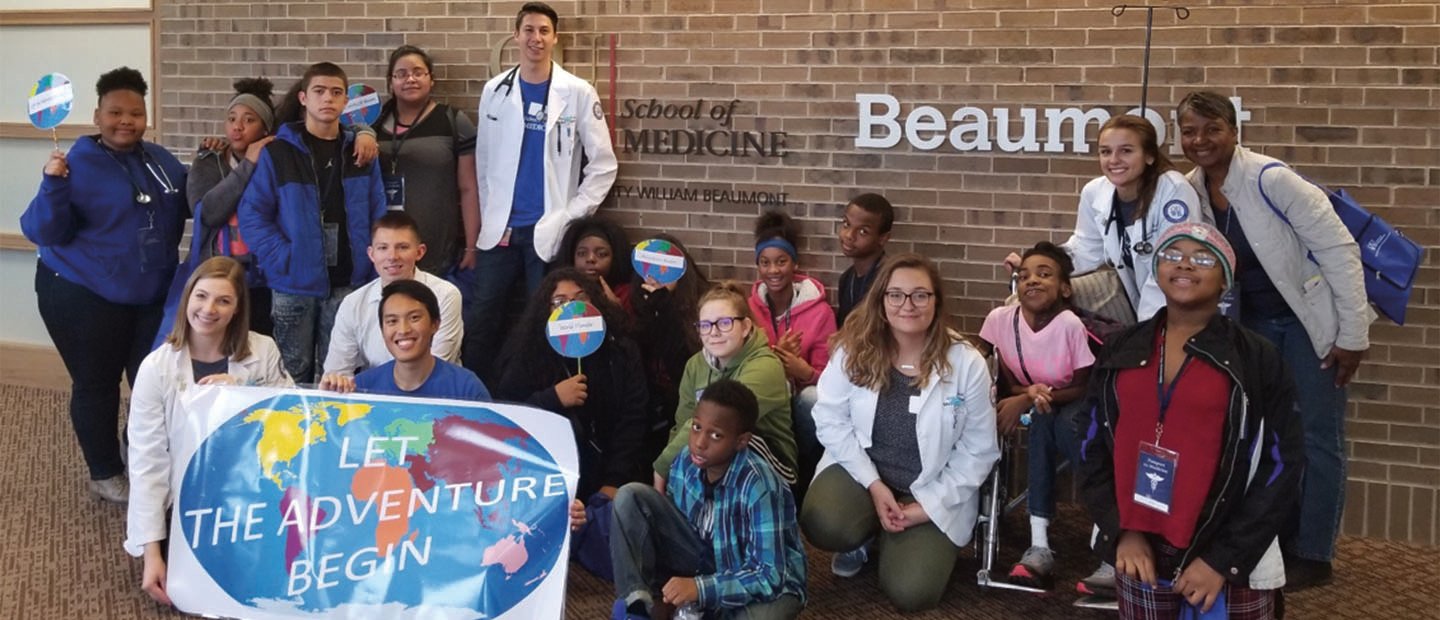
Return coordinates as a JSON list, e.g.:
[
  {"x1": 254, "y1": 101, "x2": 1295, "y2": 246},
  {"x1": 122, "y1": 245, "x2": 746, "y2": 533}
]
[
  {"x1": 1135, "y1": 328, "x2": 1191, "y2": 515},
  {"x1": 1218, "y1": 287, "x2": 1242, "y2": 321},
  {"x1": 382, "y1": 174, "x2": 406, "y2": 208},
  {"x1": 136, "y1": 211, "x2": 165, "y2": 274}
]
